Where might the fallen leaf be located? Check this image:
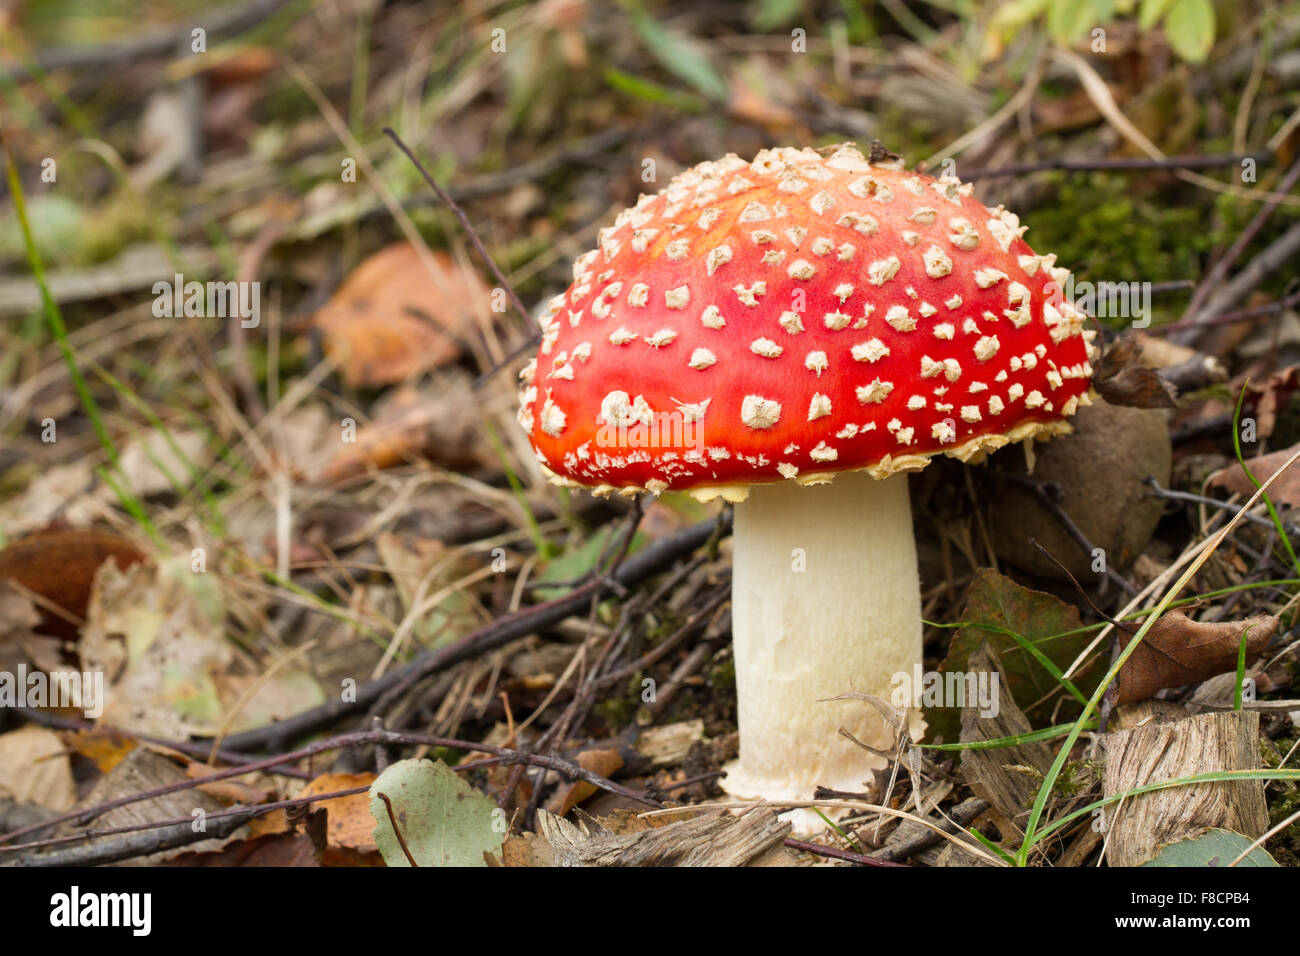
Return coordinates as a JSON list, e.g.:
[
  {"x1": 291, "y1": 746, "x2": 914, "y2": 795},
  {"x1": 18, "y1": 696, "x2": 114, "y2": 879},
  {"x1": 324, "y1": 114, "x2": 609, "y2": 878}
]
[
  {"x1": 0, "y1": 579, "x2": 41, "y2": 642},
  {"x1": 373, "y1": 531, "x2": 480, "y2": 648},
  {"x1": 210, "y1": 668, "x2": 326, "y2": 735},
  {"x1": 0, "y1": 725, "x2": 77, "y2": 811},
  {"x1": 165, "y1": 812, "x2": 326, "y2": 867},
  {"x1": 255, "y1": 772, "x2": 378, "y2": 852},
  {"x1": 0, "y1": 529, "x2": 145, "y2": 639},
  {"x1": 312, "y1": 243, "x2": 489, "y2": 388},
  {"x1": 1093, "y1": 333, "x2": 1177, "y2": 409},
  {"x1": 1207, "y1": 445, "x2": 1300, "y2": 509},
  {"x1": 118, "y1": 428, "x2": 210, "y2": 498},
  {"x1": 1141, "y1": 827, "x2": 1277, "y2": 867},
  {"x1": 0, "y1": 462, "x2": 113, "y2": 537},
  {"x1": 166, "y1": 831, "x2": 324, "y2": 866},
  {"x1": 78, "y1": 557, "x2": 231, "y2": 738},
  {"x1": 318, "y1": 373, "x2": 489, "y2": 483},
  {"x1": 185, "y1": 761, "x2": 274, "y2": 806},
  {"x1": 546, "y1": 748, "x2": 625, "y2": 816},
  {"x1": 1236, "y1": 366, "x2": 1300, "y2": 442},
  {"x1": 199, "y1": 47, "x2": 276, "y2": 86},
  {"x1": 67, "y1": 747, "x2": 243, "y2": 864},
  {"x1": 1116, "y1": 611, "x2": 1277, "y2": 704},
  {"x1": 368, "y1": 758, "x2": 503, "y2": 867},
  {"x1": 64, "y1": 728, "x2": 137, "y2": 774},
  {"x1": 929, "y1": 569, "x2": 1103, "y2": 742}
]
